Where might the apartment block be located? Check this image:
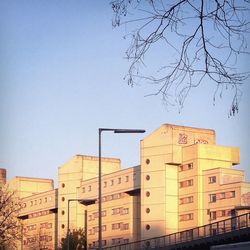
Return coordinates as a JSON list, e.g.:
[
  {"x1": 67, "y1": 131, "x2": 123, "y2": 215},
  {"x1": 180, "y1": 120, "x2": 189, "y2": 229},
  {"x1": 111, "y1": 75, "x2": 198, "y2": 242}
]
[{"x1": 4, "y1": 124, "x2": 250, "y2": 249}]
